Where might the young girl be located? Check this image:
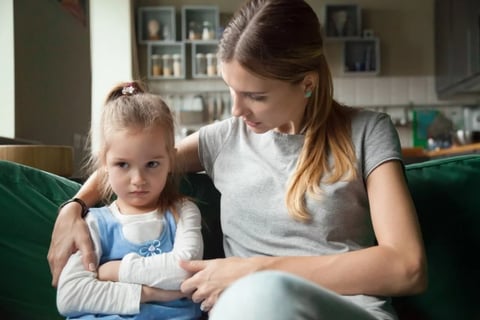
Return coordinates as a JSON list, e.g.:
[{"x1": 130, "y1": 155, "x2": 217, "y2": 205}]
[{"x1": 56, "y1": 81, "x2": 203, "y2": 319}]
